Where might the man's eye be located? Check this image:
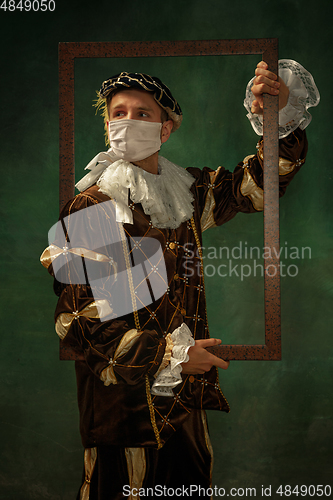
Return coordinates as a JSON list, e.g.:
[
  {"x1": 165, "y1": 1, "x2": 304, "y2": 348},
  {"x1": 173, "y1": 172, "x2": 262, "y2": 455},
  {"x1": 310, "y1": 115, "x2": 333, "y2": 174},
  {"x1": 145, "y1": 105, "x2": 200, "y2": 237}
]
[{"x1": 139, "y1": 112, "x2": 149, "y2": 117}]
